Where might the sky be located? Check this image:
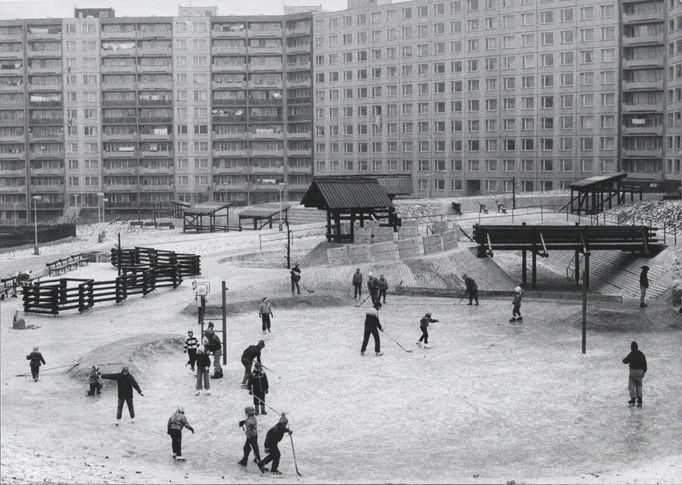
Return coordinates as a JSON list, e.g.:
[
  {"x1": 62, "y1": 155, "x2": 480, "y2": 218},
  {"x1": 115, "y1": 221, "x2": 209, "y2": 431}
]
[{"x1": 0, "y1": 0, "x2": 350, "y2": 19}]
